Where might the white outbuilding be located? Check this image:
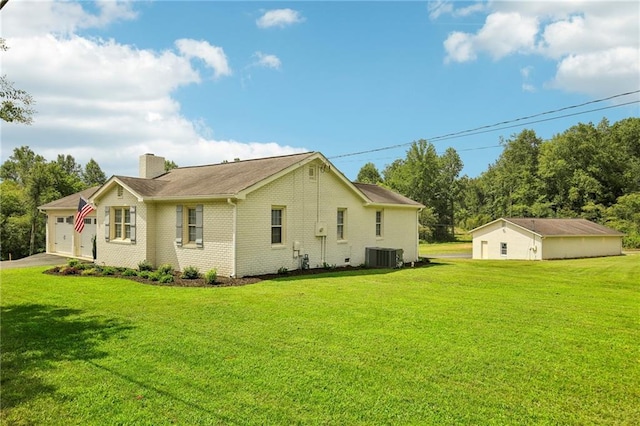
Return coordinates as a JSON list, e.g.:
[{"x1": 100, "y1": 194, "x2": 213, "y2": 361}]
[{"x1": 470, "y1": 218, "x2": 624, "y2": 260}]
